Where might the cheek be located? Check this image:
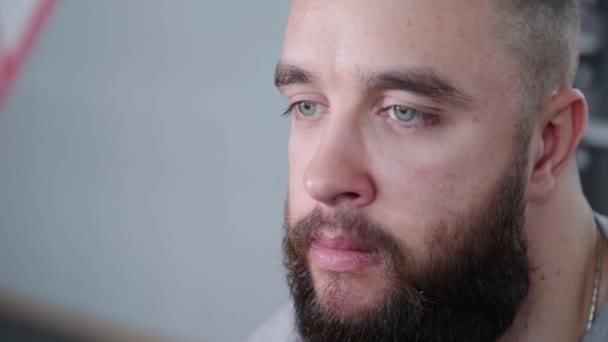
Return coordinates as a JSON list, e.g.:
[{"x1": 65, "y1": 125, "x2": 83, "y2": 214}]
[
  {"x1": 377, "y1": 159, "x2": 461, "y2": 217},
  {"x1": 374, "y1": 119, "x2": 515, "y2": 219},
  {"x1": 287, "y1": 135, "x2": 316, "y2": 221},
  {"x1": 368, "y1": 159, "x2": 475, "y2": 263},
  {"x1": 373, "y1": 146, "x2": 499, "y2": 240}
]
